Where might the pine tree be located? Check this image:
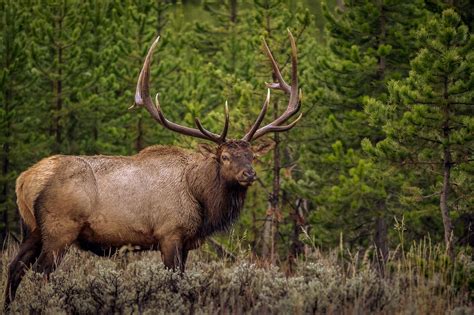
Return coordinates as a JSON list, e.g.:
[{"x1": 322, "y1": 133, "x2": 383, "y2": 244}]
[
  {"x1": 29, "y1": 0, "x2": 92, "y2": 154},
  {"x1": 0, "y1": 0, "x2": 30, "y2": 240},
  {"x1": 75, "y1": 1, "x2": 124, "y2": 155},
  {"x1": 293, "y1": 1, "x2": 428, "y2": 263},
  {"x1": 366, "y1": 9, "x2": 473, "y2": 259}
]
